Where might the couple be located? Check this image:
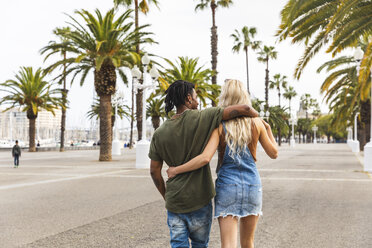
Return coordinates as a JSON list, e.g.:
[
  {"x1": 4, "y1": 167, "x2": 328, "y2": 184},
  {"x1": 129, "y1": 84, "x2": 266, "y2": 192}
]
[{"x1": 149, "y1": 79, "x2": 278, "y2": 248}]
